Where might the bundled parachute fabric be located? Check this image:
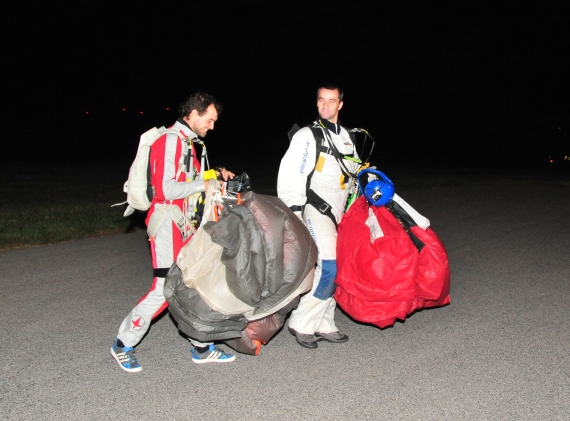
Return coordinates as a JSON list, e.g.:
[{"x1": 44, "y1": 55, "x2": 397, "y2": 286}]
[
  {"x1": 223, "y1": 299, "x2": 299, "y2": 355},
  {"x1": 164, "y1": 188, "x2": 317, "y2": 354},
  {"x1": 334, "y1": 194, "x2": 450, "y2": 328}
]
